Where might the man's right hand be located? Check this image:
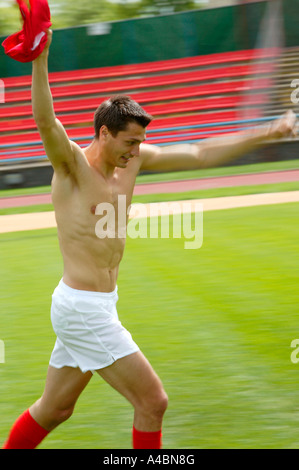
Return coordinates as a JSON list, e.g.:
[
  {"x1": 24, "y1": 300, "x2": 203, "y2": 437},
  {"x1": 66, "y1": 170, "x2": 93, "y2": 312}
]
[
  {"x1": 44, "y1": 29, "x2": 53, "y2": 50},
  {"x1": 35, "y1": 28, "x2": 52, "y2": 60}
]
